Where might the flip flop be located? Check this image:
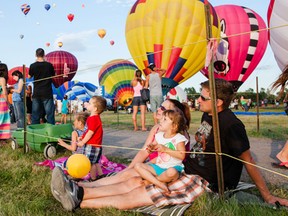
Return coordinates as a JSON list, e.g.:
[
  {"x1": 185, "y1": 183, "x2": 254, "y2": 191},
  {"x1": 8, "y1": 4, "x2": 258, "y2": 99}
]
[{"x1": 271, "y1": 162, "x2": 288, "y2": 169}]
